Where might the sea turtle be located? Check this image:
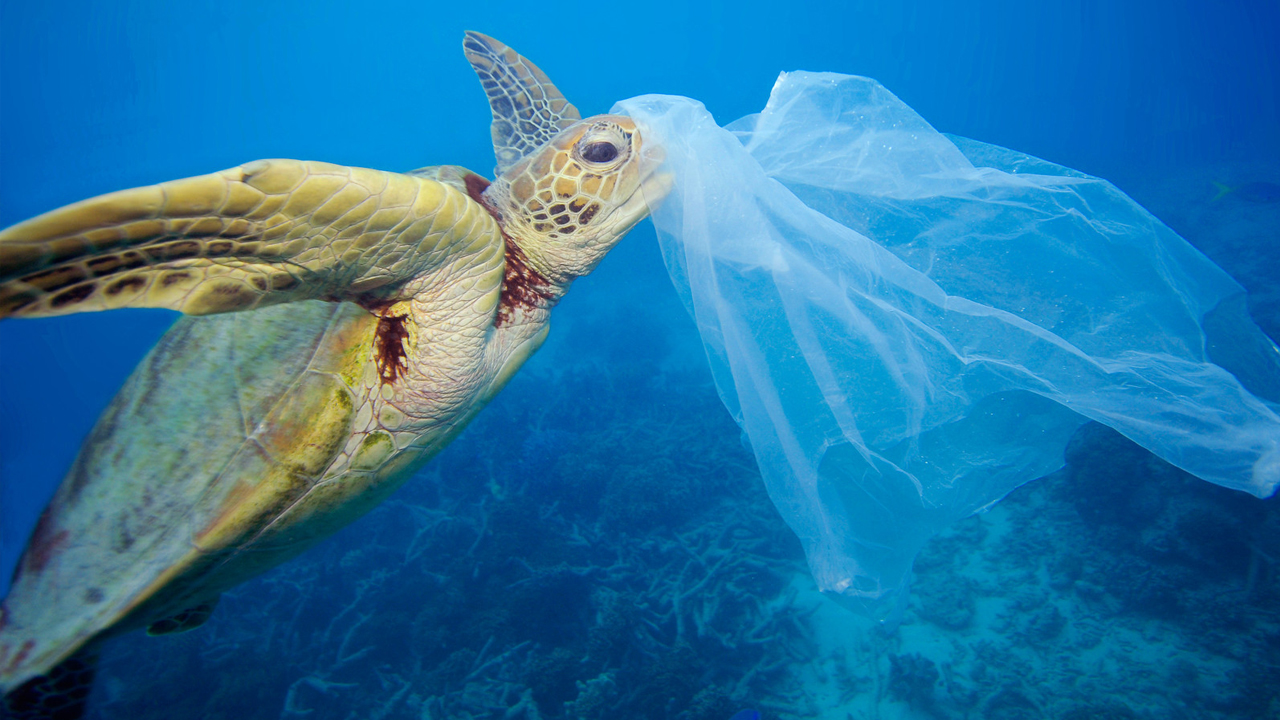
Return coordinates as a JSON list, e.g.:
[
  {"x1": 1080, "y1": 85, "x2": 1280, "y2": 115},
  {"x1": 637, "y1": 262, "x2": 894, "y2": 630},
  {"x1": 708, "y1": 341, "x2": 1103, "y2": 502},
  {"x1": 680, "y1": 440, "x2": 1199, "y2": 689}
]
[{"x1": 0, "y1": 32, "x2": 664, "y2": 718}]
